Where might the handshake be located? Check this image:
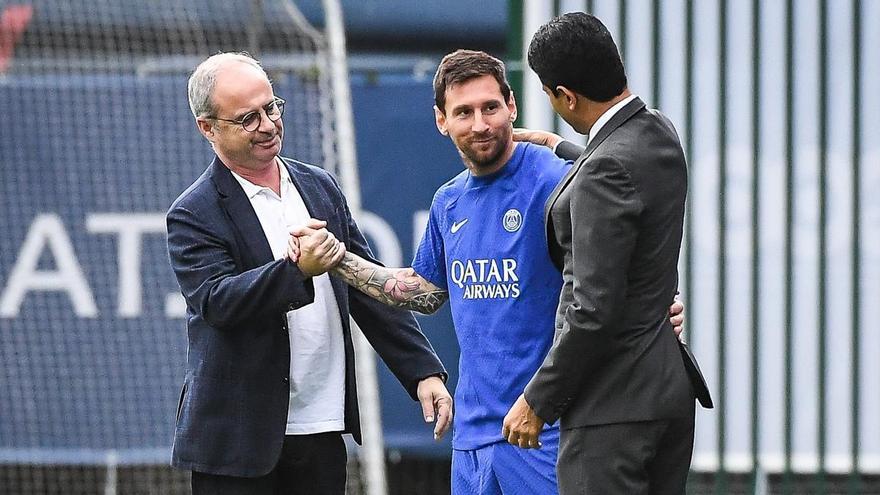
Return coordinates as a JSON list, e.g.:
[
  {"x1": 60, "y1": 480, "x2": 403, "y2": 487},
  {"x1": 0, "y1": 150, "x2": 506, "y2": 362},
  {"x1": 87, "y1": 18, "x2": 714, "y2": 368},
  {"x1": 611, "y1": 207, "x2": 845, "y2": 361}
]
[{"x1": 287, "y1": 219, "x2": 346, "y2": 277}]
